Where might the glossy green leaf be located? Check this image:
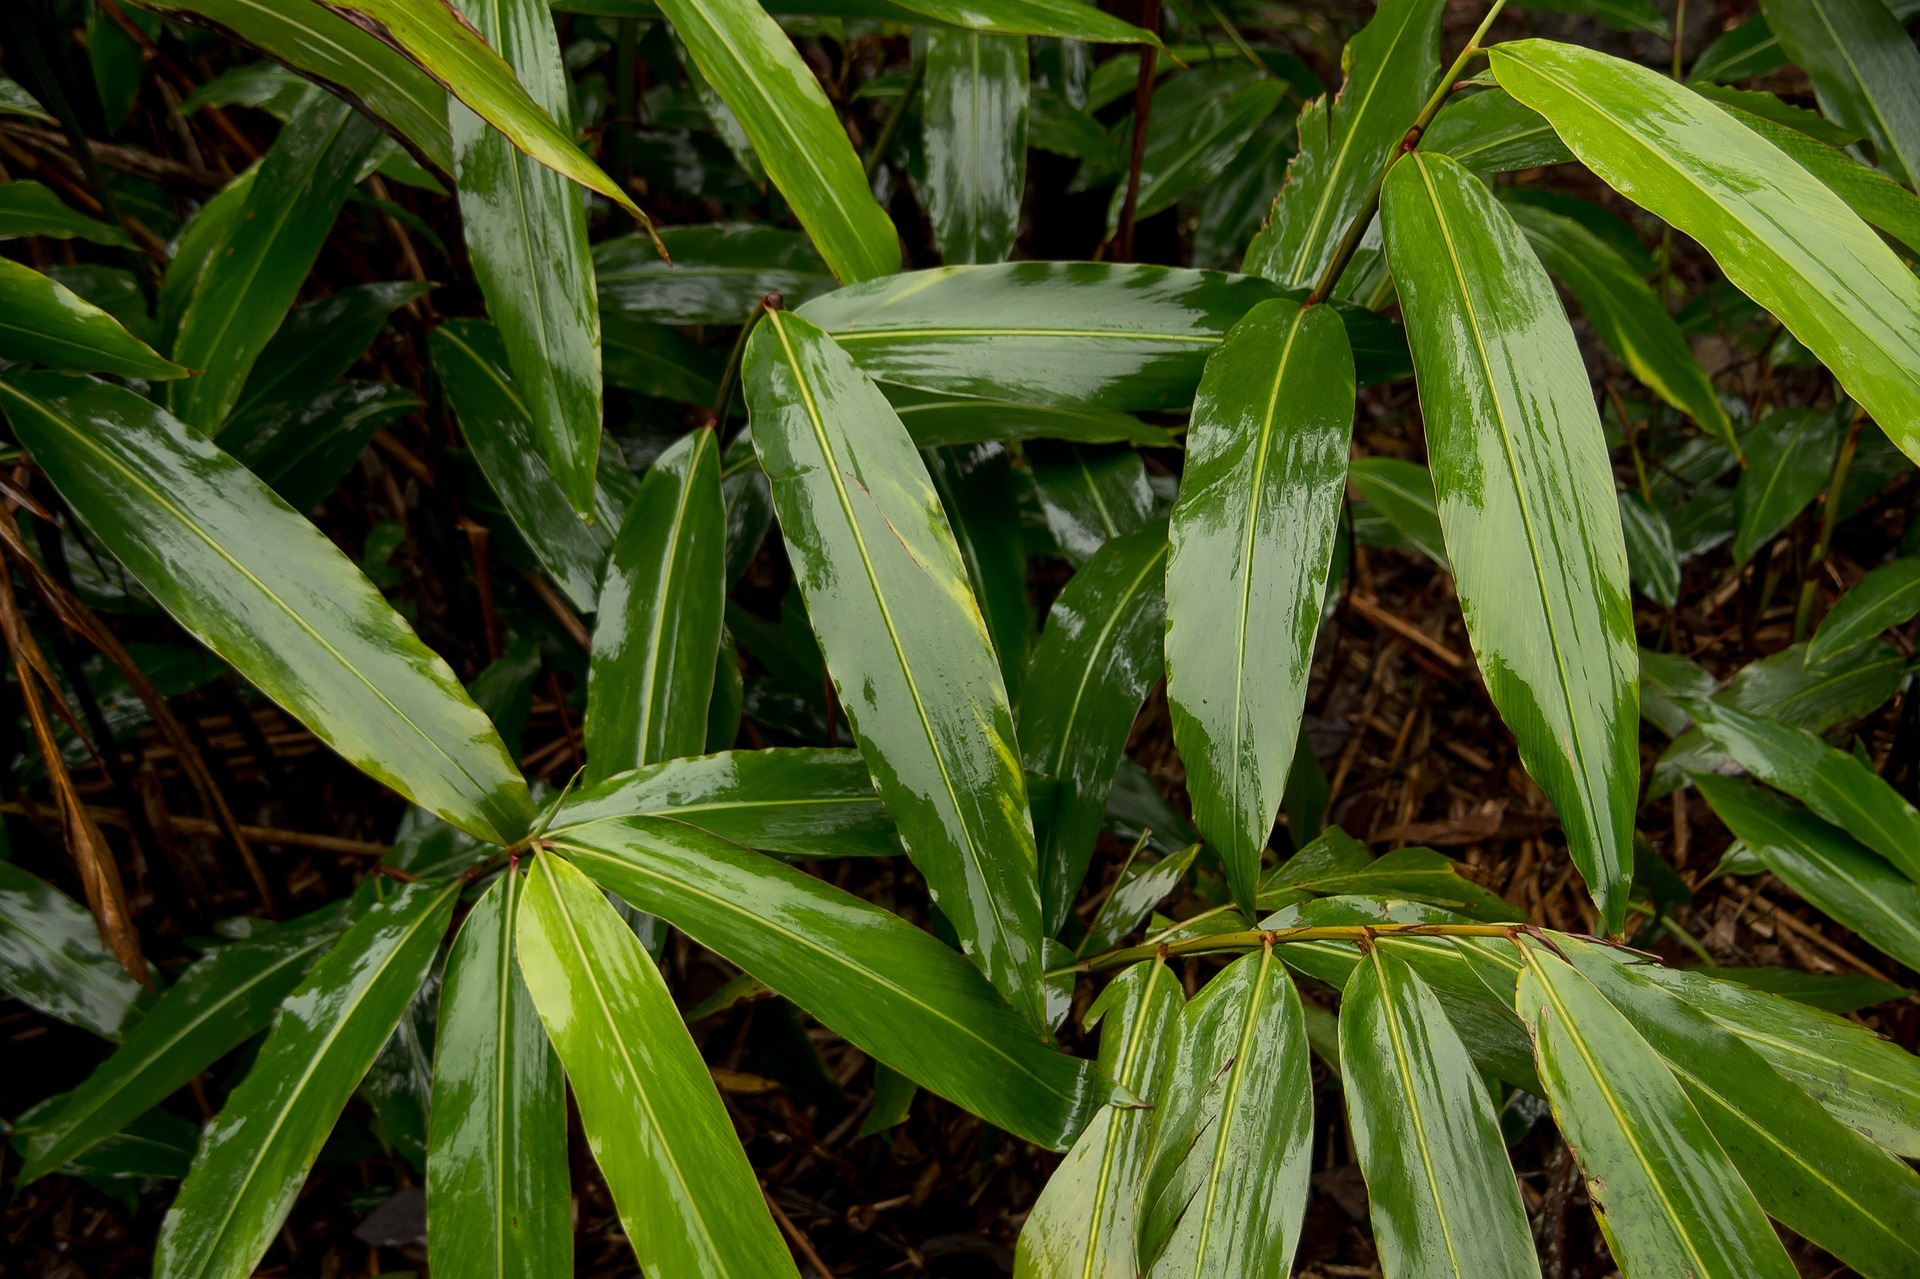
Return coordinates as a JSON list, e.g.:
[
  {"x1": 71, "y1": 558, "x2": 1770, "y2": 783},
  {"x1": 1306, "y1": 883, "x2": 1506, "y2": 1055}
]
[
  {"x1": 1491, "y1": 40, "x2": 1920, "y2": 466},
  {"x1": 1563, "y1": 938, "x2": 1920, "y2": 1279},
  {"x1": 1693, "y1": 774, "x2": 1920, "y2": 972},
  {"x1": 128, "y1": 0, "x2": 454, "y2": 173},
  {"x1": 0, "y1": 859, "x2": 146, "y2": 1041},
  {"x1": 923, "y1": 442, "x2": 1029, "y2": 697},
  {"x1": 588, "y1": 430, "x2": 726, "y2": 780},
  {"x1": 891, "y1": 391, "x2": 1178, "y2": 448},
  {"x1": 1714, "y1": 100, "x2": 1920, "y2": 257},
  {"x1": 1422, "y1": 88, "x2": 1572, "y2": 174},
  {"x1": 1244, "y1": 0, "x2": 1446, "y2": 288},
  {"x1": 18, "y1": 904, "x2": 348, "y2": 1185},
  {"x1": 1513, "y1": 0, "x2": 1668, "y2": 34},
  {"x1": 154, "y1": 879, "x2": 459, "y2": 1279},
  {"x1": 555, "y1": 747, "x2": 899, "y2": 858},
  {"x1": 1509, "y1": 202, "x2": 1736, "y2": 450},
  {"x1": 1079, "y1": 842, "x2": 1199, "y2": 956},
  {"x1": 1619, "y1": 491, "x2": 1680, "y2": 608},
  {"x1": 745, "y1": 308, "x2": 1044, "y2": 1022},
  {"x1": 1758, "y1": 0, "x2": 1920, "y2": 187},
  {"x1": 1341, "y1": 947, "x2": 1538, "y2": 1279},
  {"x1": 1349, "y1": 457, "x2": 1447, "y2": 566},
  {"x1": 923, "y1": 30, "x2": 1028, "y2": 265},
  {"x1": 1138, "y1": 944, "x2": 1312, "y2": 1276},
  {"x1": 1811, "y1": 557, "x2": 1920, "y2": 663},
  {"x1": 1166, "y1": 298, "x2": 1353, "y2": 916},
  {"x1": 228, "y1": 282, "x2": 432, "y2": 430},
  {"x1": 1019, "y1": 520, "x2": 1167, "y2": 930},
  {"x1": 1514, "y1": 943, "x2": 1799, "y2": 1279},
  {"x1": 1382, "y1": 150, "x2": 1638, "y2": 932},
  {"x1": 427, "y1": 870, "x2": 570, "y2": 1279},
  {"x1": 0, "y1": 374, "x2": 533, "y2": 845},
  {"x1": 885, "y1": 0, "x2": 1153, "y2": 39},
  {"x1": 1027, "y1": 442, "x2": 1152, "y2": 565},
  {"x1": 170, "y1": 97, "x2": 382, "y2": 432},
  {"x1": 652, "y1": 0, "x2": 897, "y2": 280},
  {"x1": 0, "y1": 257, "x2": 185, "y2": 381},
  {"x1": 1713, "y1": 965, "x2": 1909, "y2": 1013},
  {"x1": 1015, "y1": 960, "x2": 1182, "y2": 1278},
  {"x1": 601, "y1": 316, "x2": 722, "y2": 405},
  {"x1": 1733, "y1": 406, "x2": 1844, "y2": 564},
  {"x1": 452, "y1": 0, "x2": 603, "y2": 516},
  {"x1": 514, "y1": 852, "x2": 798, "y2": 1278},
  {"x1": 1691, "y1": 13, "x2": 1786, "y2": 82},
  {"x1": 157, "y1": 167, "x2": 257, "y2": 345},
  {"x1": 596, "y1": 223, "x2": 833, "y2": 326},
  {"x1": 429, "y1": 319, "x2": 616, "y2": 612},
  {"x1": 1107, "y1": 74, "x2": 1286, "y2": 234},
  {"x1": 0, "y1": 180, "x2": 132, "y2": 245},
  {"x1": 230, "y1": 380, "x2": 423, "y2": 513},
  {"x1": 1685, "y1": 698, "x2": 1920, "y2": 881},
  {"x1": 1275, "y1": 846, "x2": 1524, "y2": 921},
  {"x1": 1689, "y1": 82, "x2": 1867, "y2": 148}
]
